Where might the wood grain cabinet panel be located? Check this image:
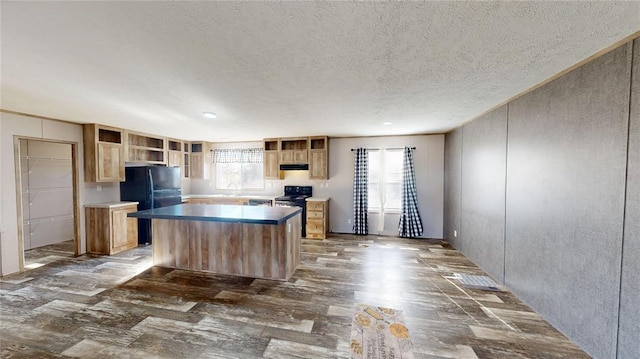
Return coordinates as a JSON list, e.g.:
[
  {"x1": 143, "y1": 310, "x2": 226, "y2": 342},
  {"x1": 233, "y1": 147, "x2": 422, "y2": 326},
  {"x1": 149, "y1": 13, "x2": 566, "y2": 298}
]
[
  {"x1": 83, "y1": 124, "x2": 125, "y2": 182},
  {"x1": 124, "y1": 131, "x2": 167, "y2": 164},
  {"x1": 305, "y1": 199, "x2": 329, "y2": 239},
  {"x1": 190, "y1": 142, "x2": 211, "y2": 179},
  {"x1": 309, "y1": 136, "x2": 328, "y2": 180},
  {"x1": 263, "y1": 136, "x2": 328, "y2": 179},
  {"x1": 187, "y1": 197, "x2": 249, "y2": 205},
  {"x1": 151, "y1": 214, "x2": 301, "y2": 281},
  {"x1": 86, "y1": 203, "x2": 138, "y2": 255},
  {"x1": 264, "y1": 150, "x2": 280, "y2": 179}
]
